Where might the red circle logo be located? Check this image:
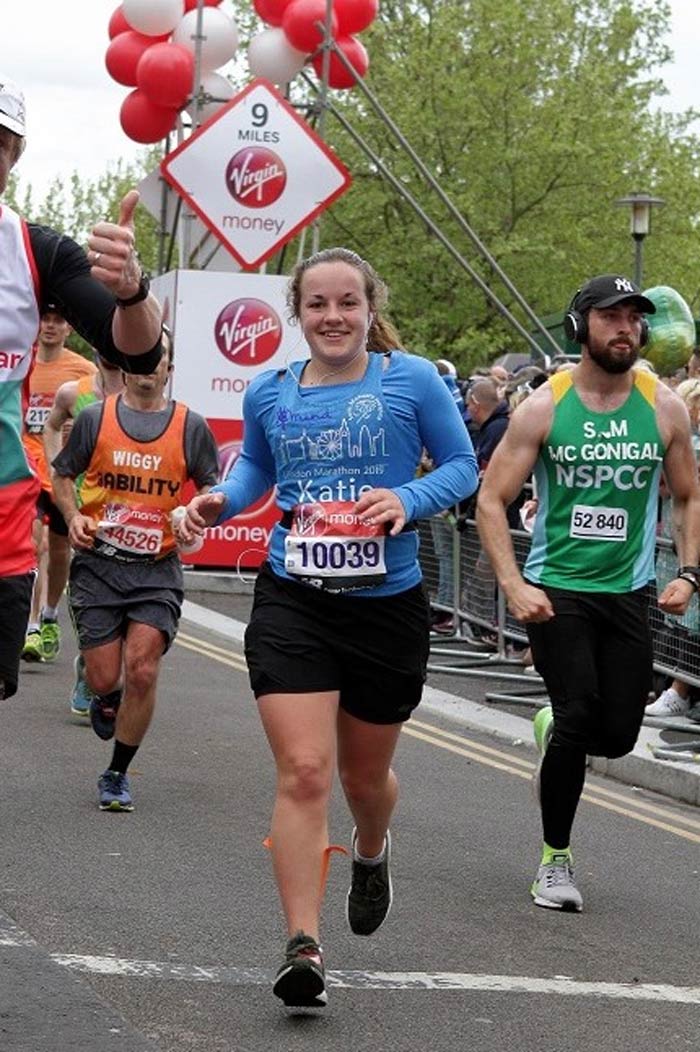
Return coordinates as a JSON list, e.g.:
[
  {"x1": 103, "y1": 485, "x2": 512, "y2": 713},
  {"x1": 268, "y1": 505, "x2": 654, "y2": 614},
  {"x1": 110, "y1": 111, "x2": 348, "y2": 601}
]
[
  {"x1": 225, "y1": 147, "x2": 287, "y2": 208},
  {"x1": 214, "y1": 298, "x2": 282, "y2": 366}
]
